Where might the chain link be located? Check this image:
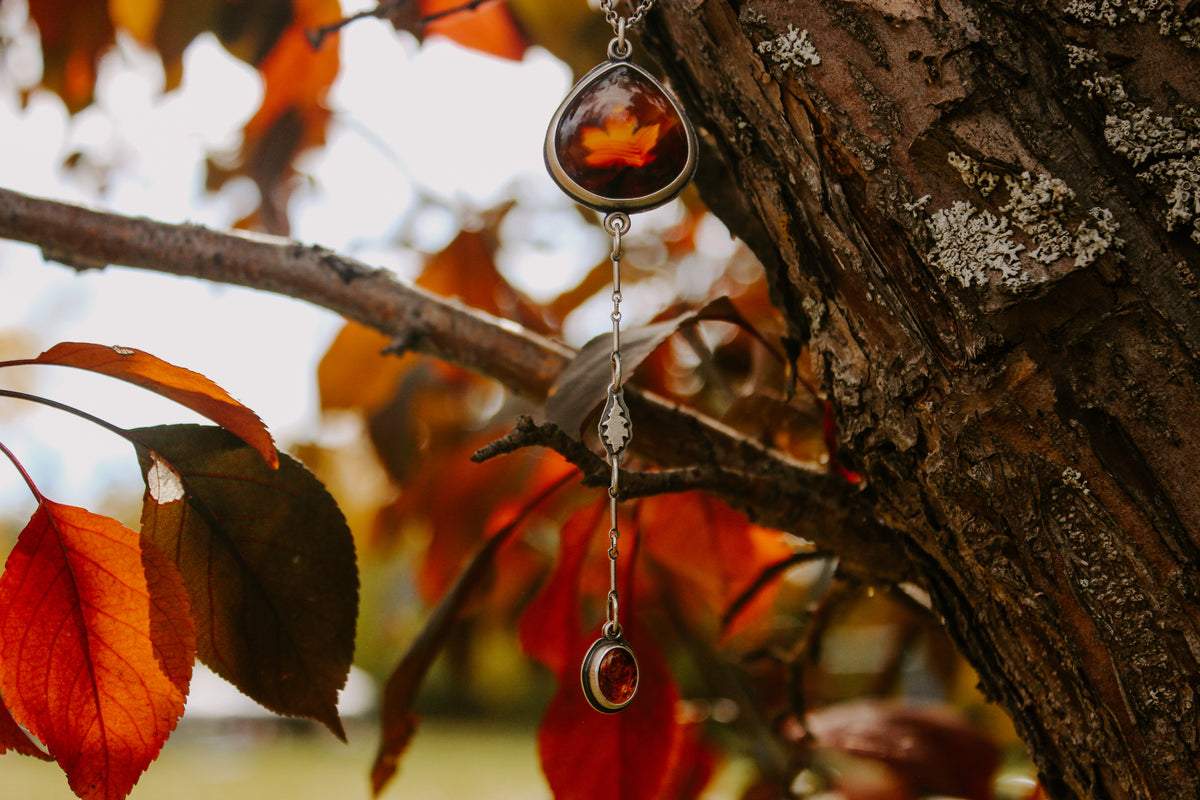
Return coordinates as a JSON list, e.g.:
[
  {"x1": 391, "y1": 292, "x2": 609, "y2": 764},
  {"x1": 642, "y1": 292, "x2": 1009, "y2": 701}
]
[{"x1": 599, "y1": 0, "x2": 656, "y2": 33}]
